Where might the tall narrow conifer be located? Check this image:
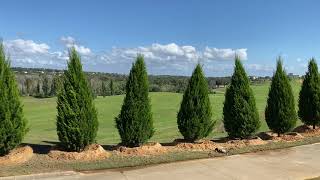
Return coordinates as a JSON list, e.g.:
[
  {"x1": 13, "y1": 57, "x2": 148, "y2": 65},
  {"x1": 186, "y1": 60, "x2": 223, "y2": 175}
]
[
  {"x1": 177, "y1": 64, "x2": 214, "y2": 141},
  {"x1": 265, "y1": 58, "x2": 297, "y2": 136},
  {"x1": 56, "y1": 48, "x2": 98, "y2": 152},
  {"x1": 115, "y1": 55, "x2": 154, "y2": 147},
  {"x1": 223, "y1": 56, "x2": 260, "y2": 138},
  {"x1": 0, "y1": 42, "x2": 27, "y2": 155},
  {"x1": 298, "y1": 58, "x2": 320, "y2": 129}
]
